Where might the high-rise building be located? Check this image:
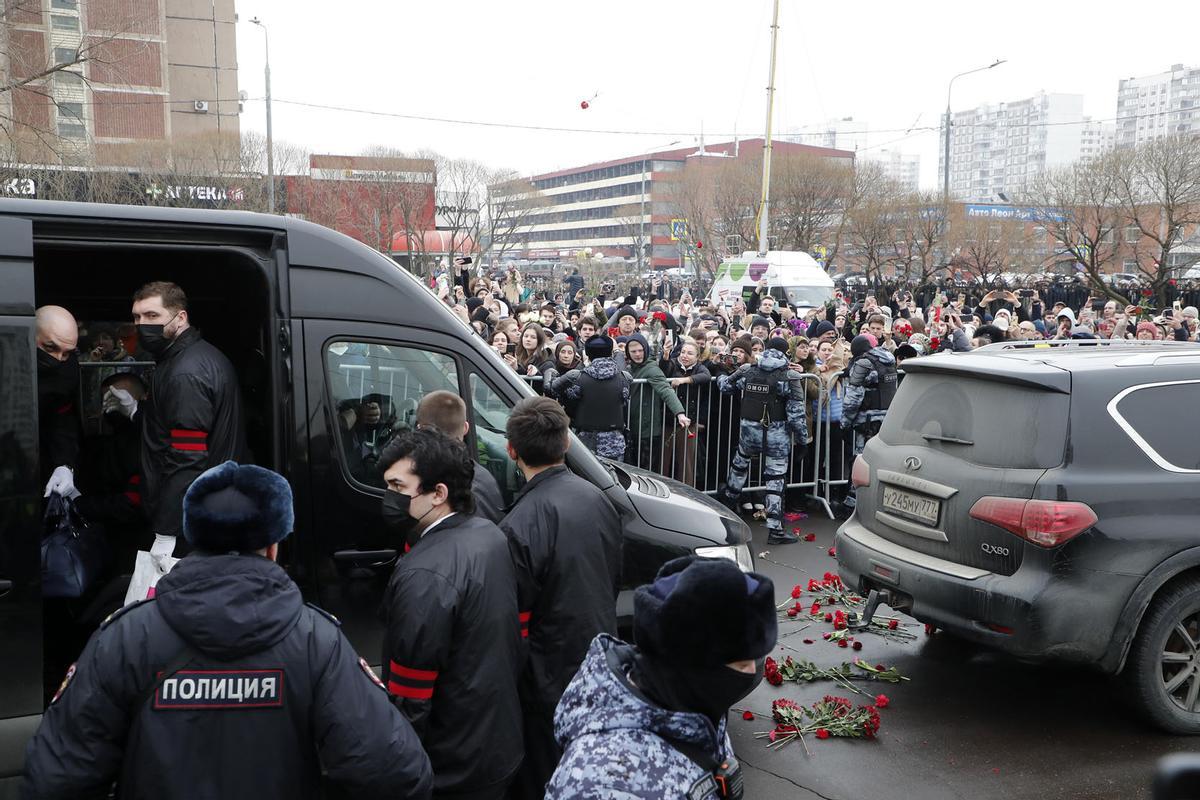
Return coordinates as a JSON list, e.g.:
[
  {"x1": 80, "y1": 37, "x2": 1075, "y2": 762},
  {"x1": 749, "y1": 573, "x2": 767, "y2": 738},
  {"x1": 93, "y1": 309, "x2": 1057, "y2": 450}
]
[
  {"x1": 864, "y1": 149, "x2": 921, "y2": 193},
  {"x1": 782, "y1": 117, "x2": 872, "y2": 153},
  {"x1": 939, "y1": 92, "x2": 1109, "y2": 202},
  {"x1": 1, "y1": 0, "x2": 239, "y2": 164},
  {"x1": 1116, "y1": 64, "x2": 1200, "y2": 147}
]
